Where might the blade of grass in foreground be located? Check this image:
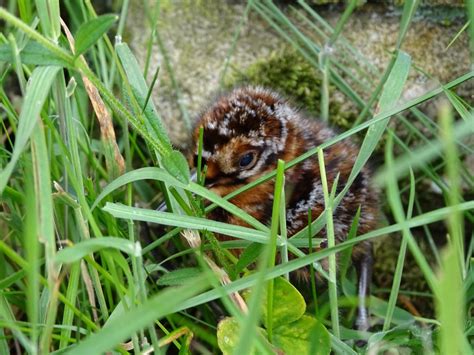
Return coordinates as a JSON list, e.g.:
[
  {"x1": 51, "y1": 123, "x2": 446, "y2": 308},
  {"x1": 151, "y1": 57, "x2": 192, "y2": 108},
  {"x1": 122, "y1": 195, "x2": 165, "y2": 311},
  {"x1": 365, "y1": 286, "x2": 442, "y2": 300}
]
[
  {"x1": 92, "y1": 167, "x2": 267, "y2": 232},
  {"x1": 385, "y1": 134, "x2": 437, "y2": 291},
  {"x1": 382, "y1": 159, "x2": 415, "y2": 331},
  {"x1": 436, "y1": 103, "x2": 469, "y2": 353},
  {"x1": 439, "y1": 103, "x2": 465, "y2": 277},
  {"x1": 173, "y1": 199, "x2": 474, "y2": 314},
  {"x1": 346, "y1": 50, "x2": 411, "y2": 187},
  {"x1": 23, "y1": 159, "x2": 40, "y2": 352},
  {"x1": 54, "y1": 238, "x2": 138, "y2": 265},
  {"x1": 318, "y1": 149, "x2": 340, "y2": 338},
  {"x1": 31, "y1": 121, "x2": 58, "y2": 353},
  {"x1": 0, "y1": 65, "x2": 61, "y2": 193},
  {"x1": 234, "y1": 159, "x2": 286, "y2": 354},
  {"x1": 103, "y1": 203, "x2": 272, "y2": 244},
  {"x1": 265, "y1": 159, "x2": 285, "y2": 343},
  {"x1": 68, "y1": 276, "x2": 210, "y2": 354}
]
